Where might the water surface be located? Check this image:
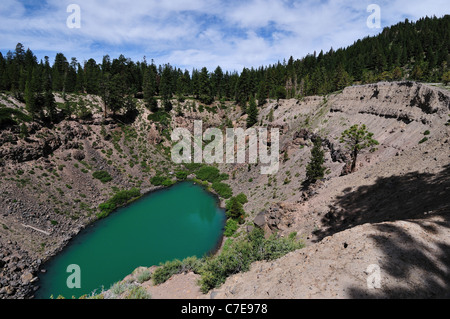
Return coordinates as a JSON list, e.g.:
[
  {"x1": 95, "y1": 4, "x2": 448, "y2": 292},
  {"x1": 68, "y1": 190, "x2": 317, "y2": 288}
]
[{"x1": 35, "y1": 182, "x2": 225, "y2": 299}]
